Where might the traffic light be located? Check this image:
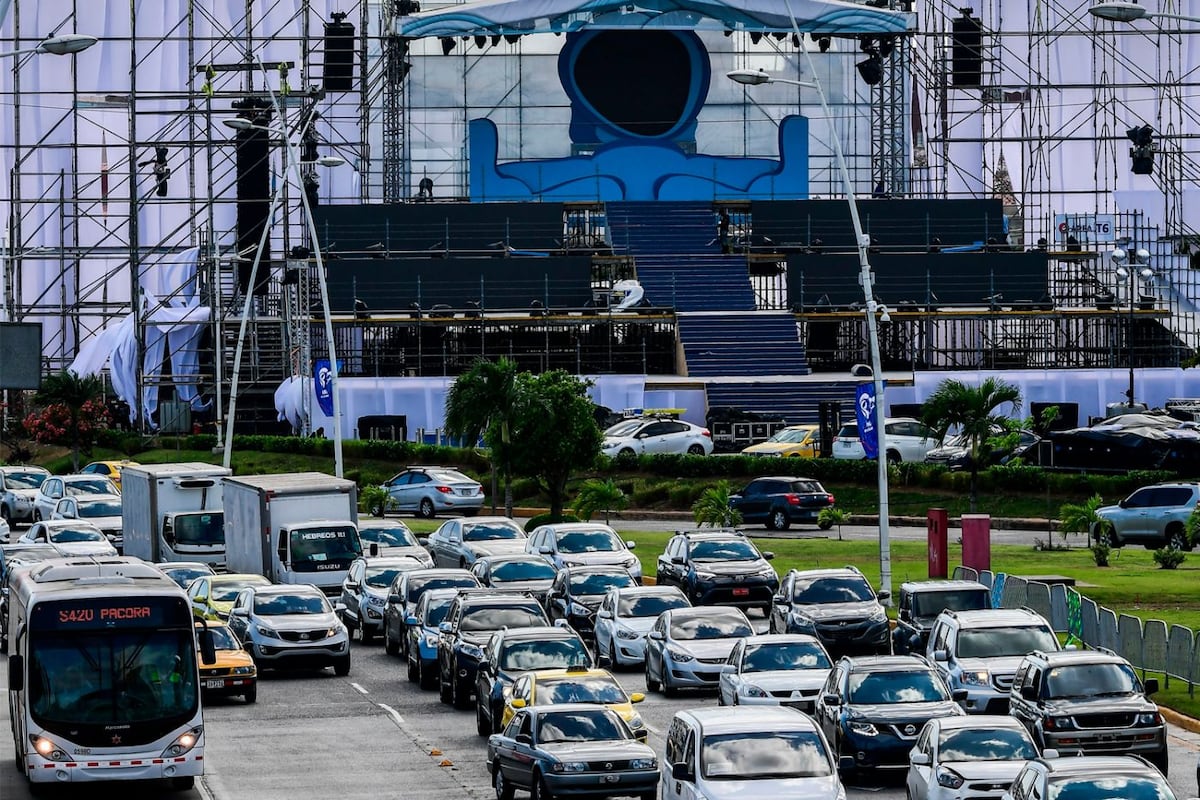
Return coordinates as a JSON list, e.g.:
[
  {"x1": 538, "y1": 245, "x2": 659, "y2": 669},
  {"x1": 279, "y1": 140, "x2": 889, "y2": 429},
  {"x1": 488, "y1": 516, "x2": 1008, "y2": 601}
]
[{"x1": 1127, "y1": 124, "x2": 1155, "y2": 175}]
